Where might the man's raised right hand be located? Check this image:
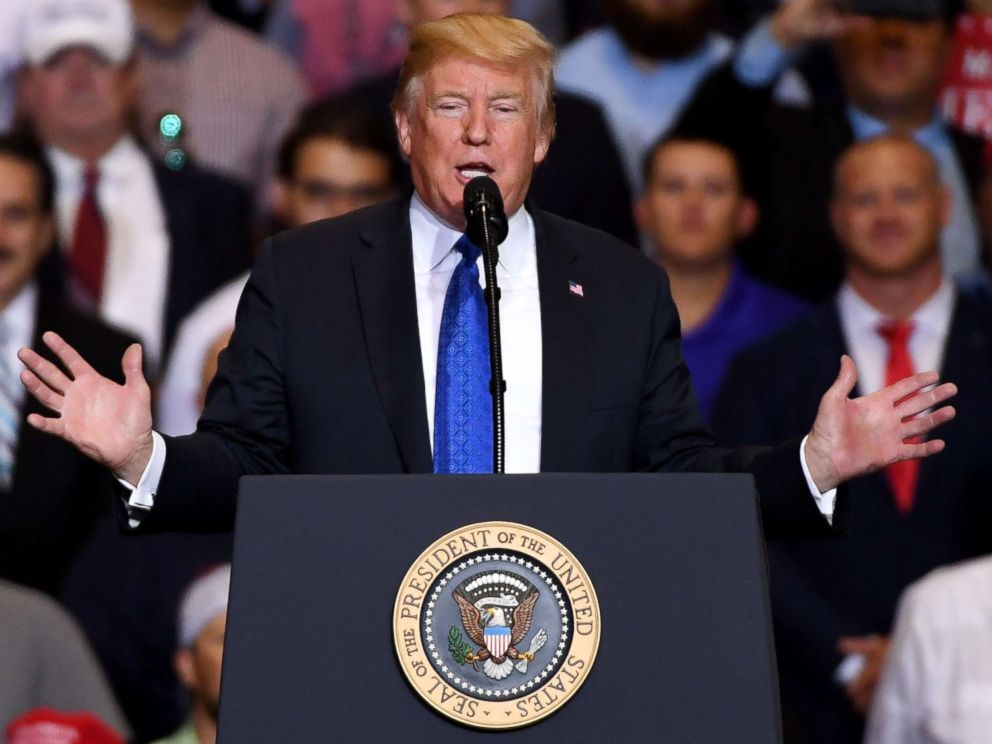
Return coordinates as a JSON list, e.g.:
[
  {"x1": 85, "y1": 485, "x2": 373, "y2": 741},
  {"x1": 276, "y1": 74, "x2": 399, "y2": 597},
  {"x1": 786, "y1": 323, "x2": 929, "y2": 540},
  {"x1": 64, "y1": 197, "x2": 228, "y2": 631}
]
[
  {"x1": 18, "y1": 331, "x2": 154, "y2": 486},
  {"x1": 771, "y1": 0, "x2": 873, "y2": 51}
]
